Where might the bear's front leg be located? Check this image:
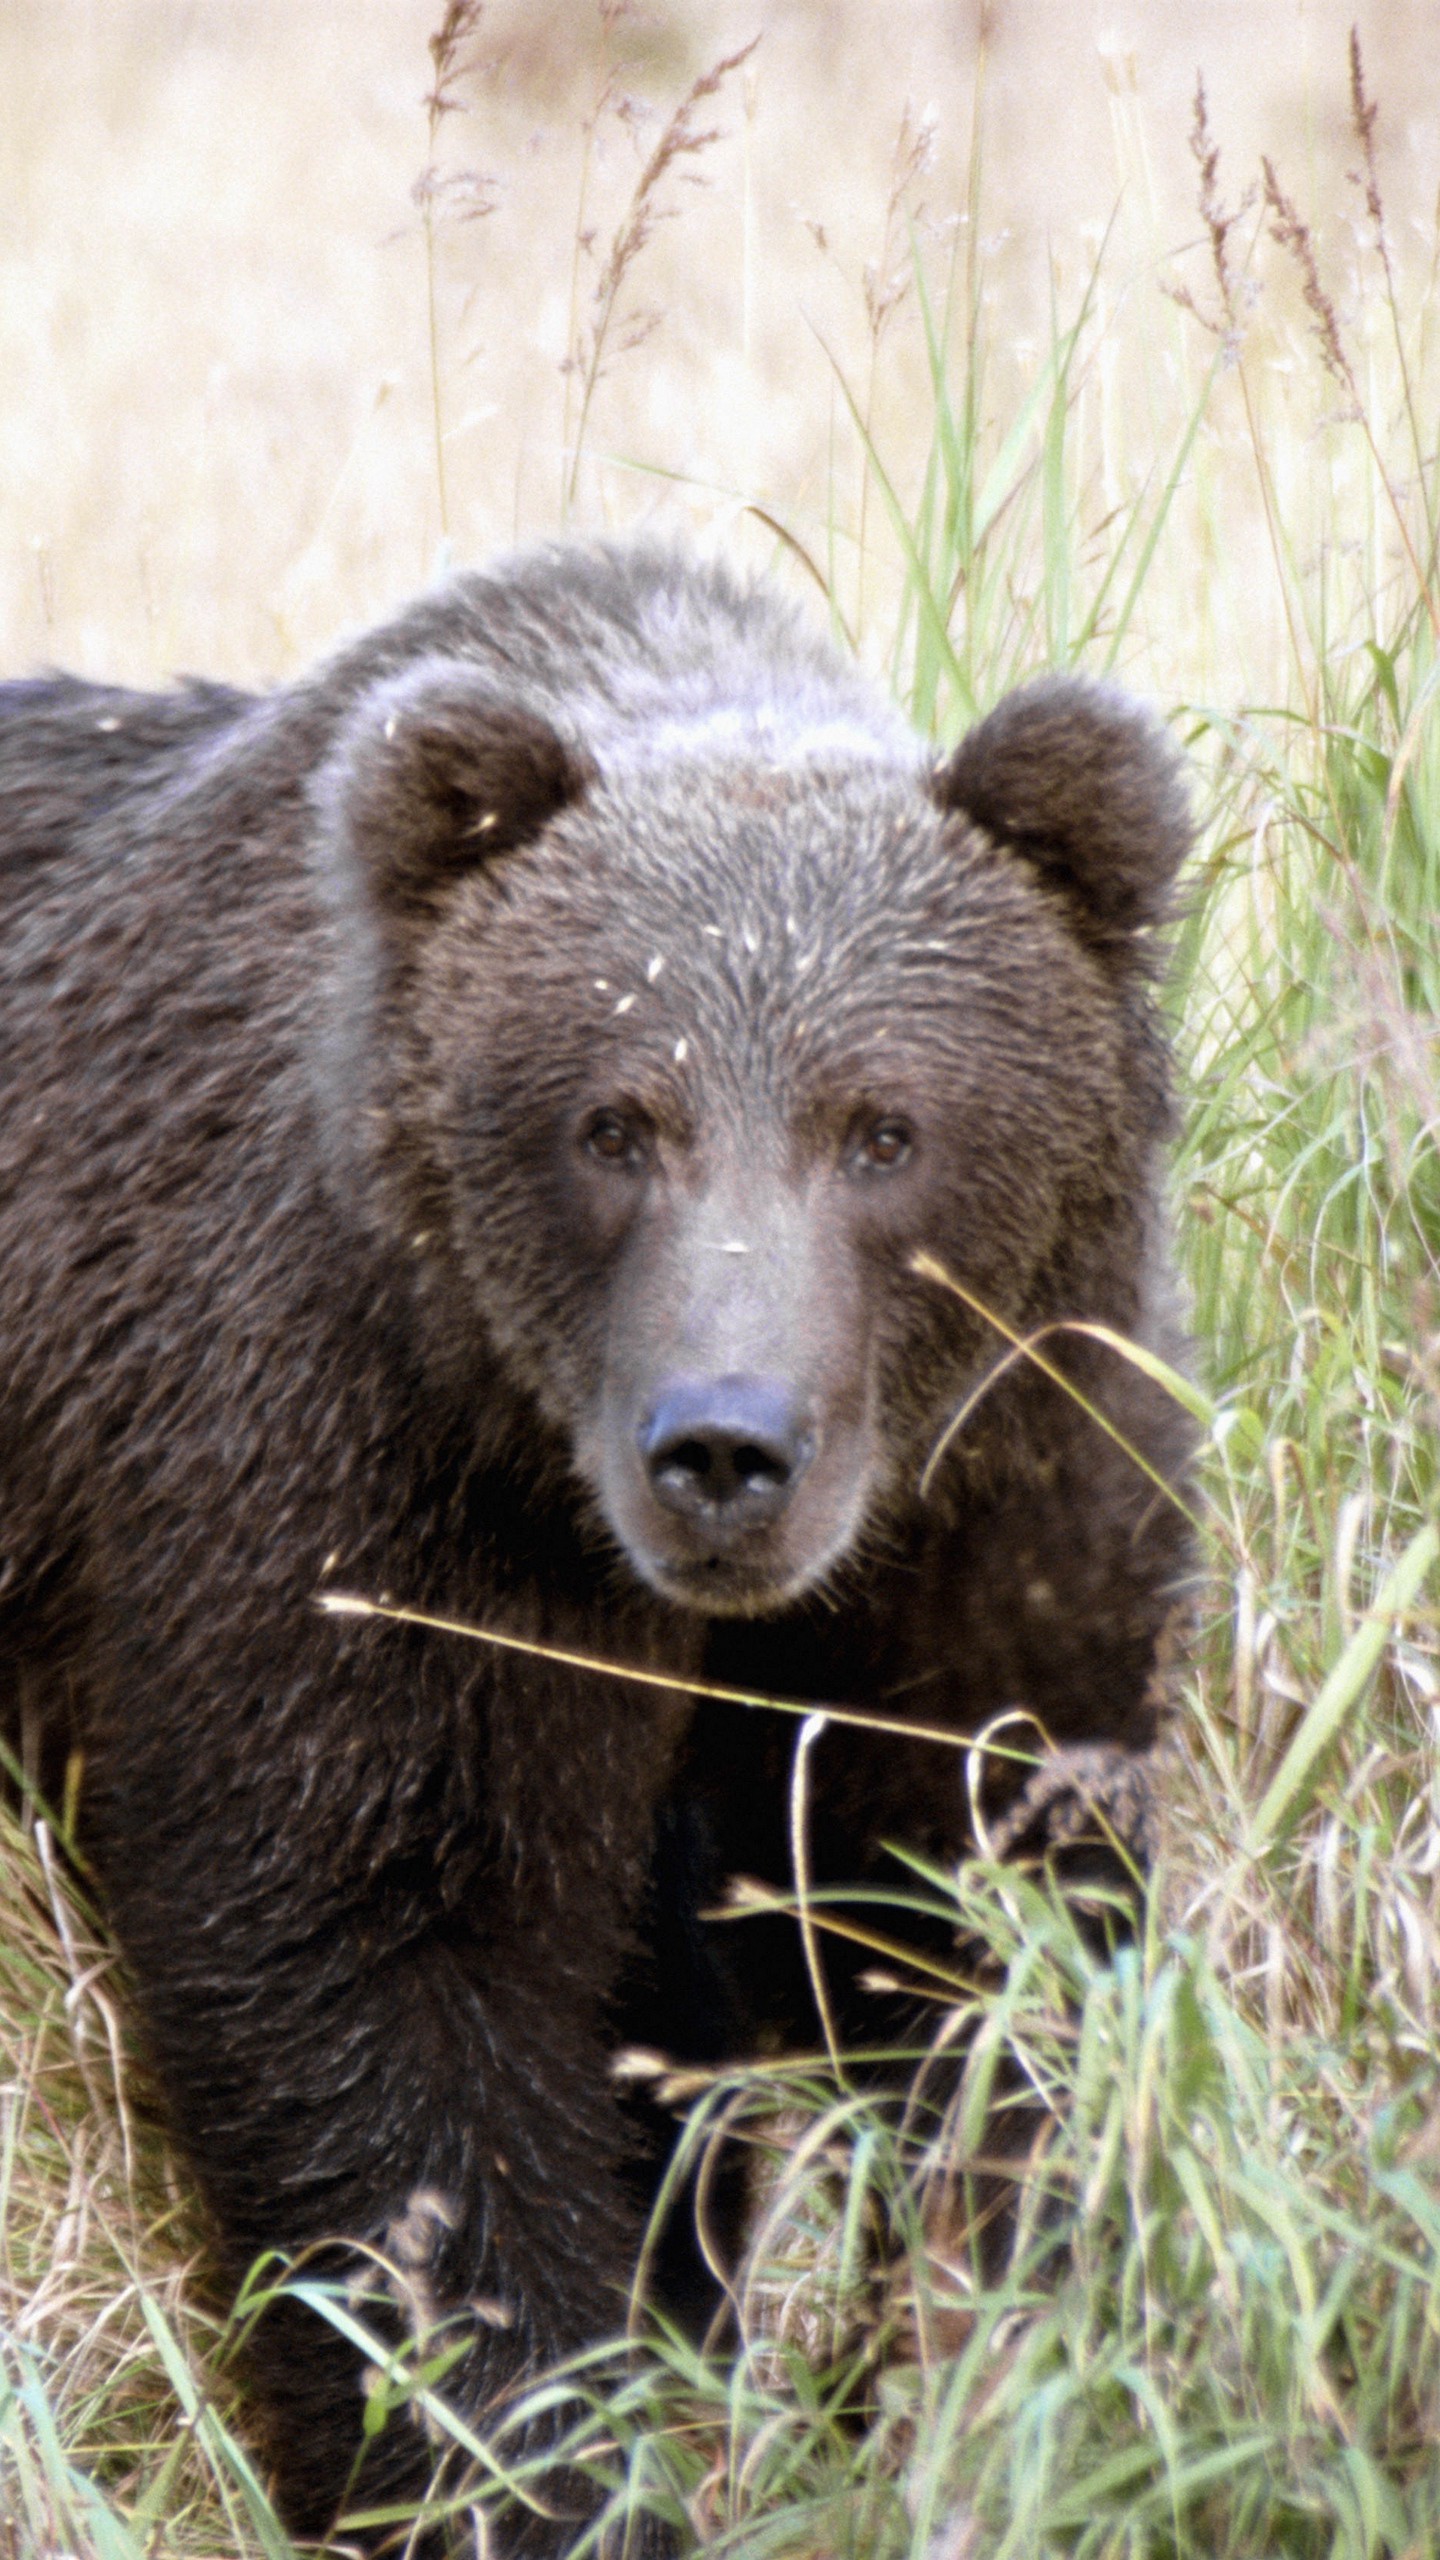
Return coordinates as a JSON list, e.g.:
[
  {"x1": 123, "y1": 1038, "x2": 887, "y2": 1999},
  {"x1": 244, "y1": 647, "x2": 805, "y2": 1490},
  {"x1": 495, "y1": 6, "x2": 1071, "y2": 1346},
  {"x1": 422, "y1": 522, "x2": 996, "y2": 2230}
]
[
  {"x1": 83, "y1": 1660, "x2": 673, "y2": 2552},
  {"x1": 183, "y1": 1900, "x2": 639, "y2": 2542},
  {"x1": 282, "y1": 1973, "x2": 648, "y2": 2546}
]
